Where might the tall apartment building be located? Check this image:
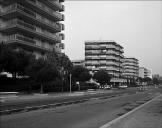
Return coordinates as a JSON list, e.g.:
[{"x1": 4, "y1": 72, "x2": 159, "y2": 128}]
[
  {"x1": 139, "y1": 67, "x2": 152, "y2": 78},
  {"x1": 0, "y1": 0, "x2": 65, "y2": 59},
  {"x1": 123, "y1": 57, "x2": 139, "y2": 79},
  {"x1": 85, "y1": 40, "x2": 124, "y2": 78}
]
